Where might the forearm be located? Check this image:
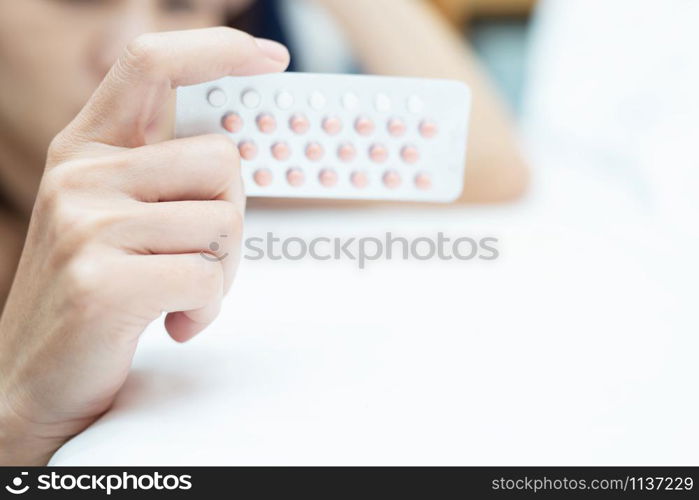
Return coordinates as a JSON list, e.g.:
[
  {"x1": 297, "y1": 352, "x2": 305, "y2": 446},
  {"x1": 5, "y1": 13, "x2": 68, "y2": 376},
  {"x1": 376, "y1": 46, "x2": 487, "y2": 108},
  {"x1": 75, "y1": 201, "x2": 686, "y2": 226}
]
[{"x1": 320, "y1": 0, "x2": 529, "y2": 202}]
